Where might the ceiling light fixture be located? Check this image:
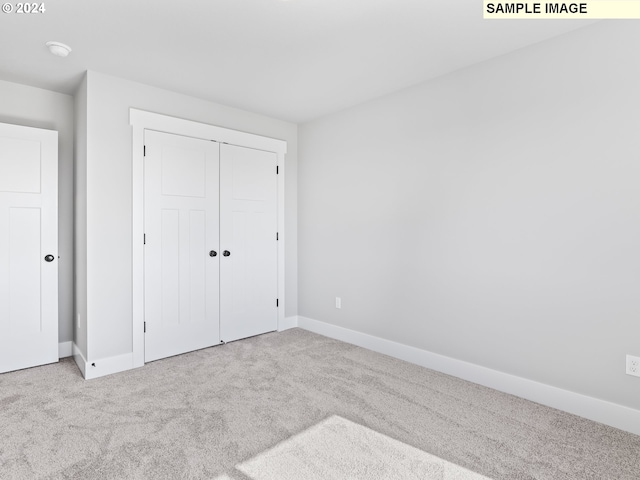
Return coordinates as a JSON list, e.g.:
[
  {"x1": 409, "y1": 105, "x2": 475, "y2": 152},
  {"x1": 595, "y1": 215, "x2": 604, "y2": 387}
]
[{"x1": 45, "y1": 41, "x2": 72, "y2": 58}]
